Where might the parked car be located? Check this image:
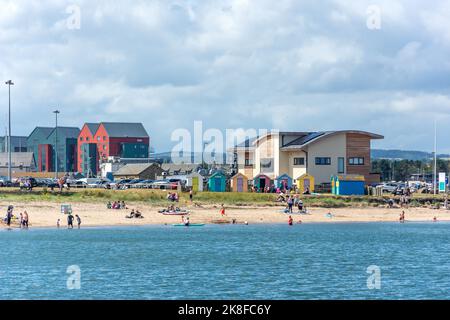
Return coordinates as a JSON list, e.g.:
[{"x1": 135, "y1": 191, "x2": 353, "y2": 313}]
[
  {"x1": 124, "y1": 179, "x2": 143, "y2": 189},
  {"x1": 114, "y1": 179, "x2": 133, "y2": 190},
  {"x1": 0, "y1": 176, "x2": 12, "y2": 187},
  {"x1": 381, "y1": 183, "x2": 399, "y2": 193},
  {"x1": 151, "y1": 180, "x2": 178, "y2": 190},
  {"x1": 134, "y1": 179, "x2": 154, "y2": 189}
]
